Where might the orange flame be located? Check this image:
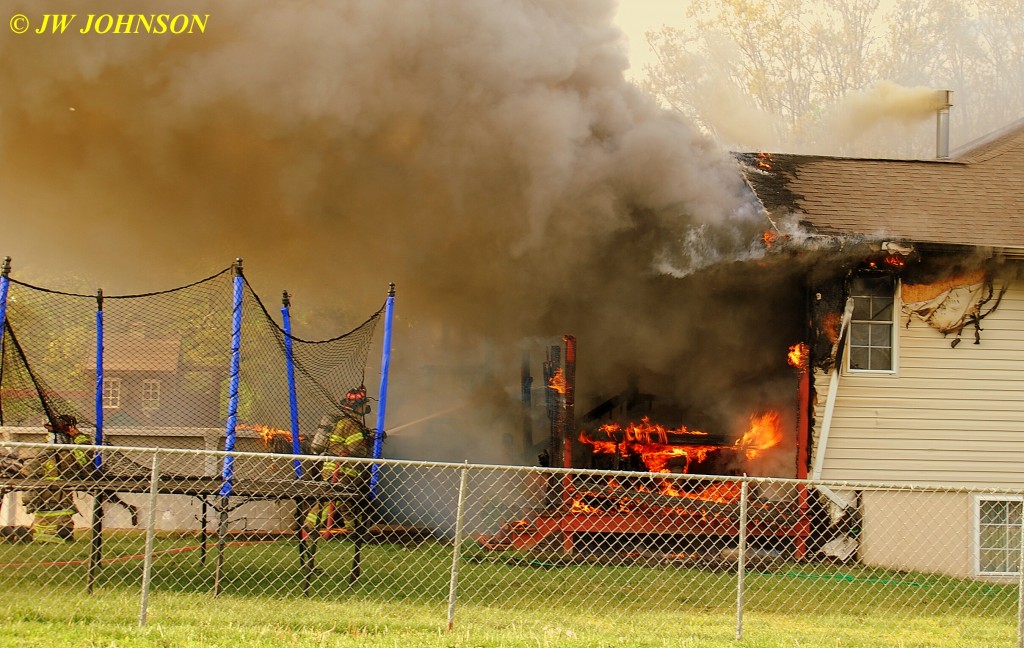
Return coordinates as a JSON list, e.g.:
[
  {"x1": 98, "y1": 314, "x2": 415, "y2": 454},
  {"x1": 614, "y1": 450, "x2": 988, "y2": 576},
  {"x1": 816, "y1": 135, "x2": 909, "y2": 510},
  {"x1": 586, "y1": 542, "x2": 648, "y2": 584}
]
[
  {"x1": 733, "y1": 411, "x2": 784, "y2": 460},
  {"x1": 787, "y1": 342, "x2": 809, "y2": 371},
  {"x1": 579, "y1": 411, "x2": 784, "y2": 475},
  {"x1": 548, "y1": 368, "x2": 567, "y2": 395},
  {"x1": 756, "y1": 151, "x2": 773, "y2": 170},
  {"x1": 821, "y1": 311, "x2": 842, "y2": 344},
  {"x1": 238, "y1": 423, "x2": 301, "y2": 449},
  {"x1": 570, "y1": 499, "x2": 600, "y2": 514},
  {"x1": 763, "y1": 230, "x2": 778, "y2": 248},
  {"x1": 884, "y1": 254, "x2": 906, "y2": 268}
]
